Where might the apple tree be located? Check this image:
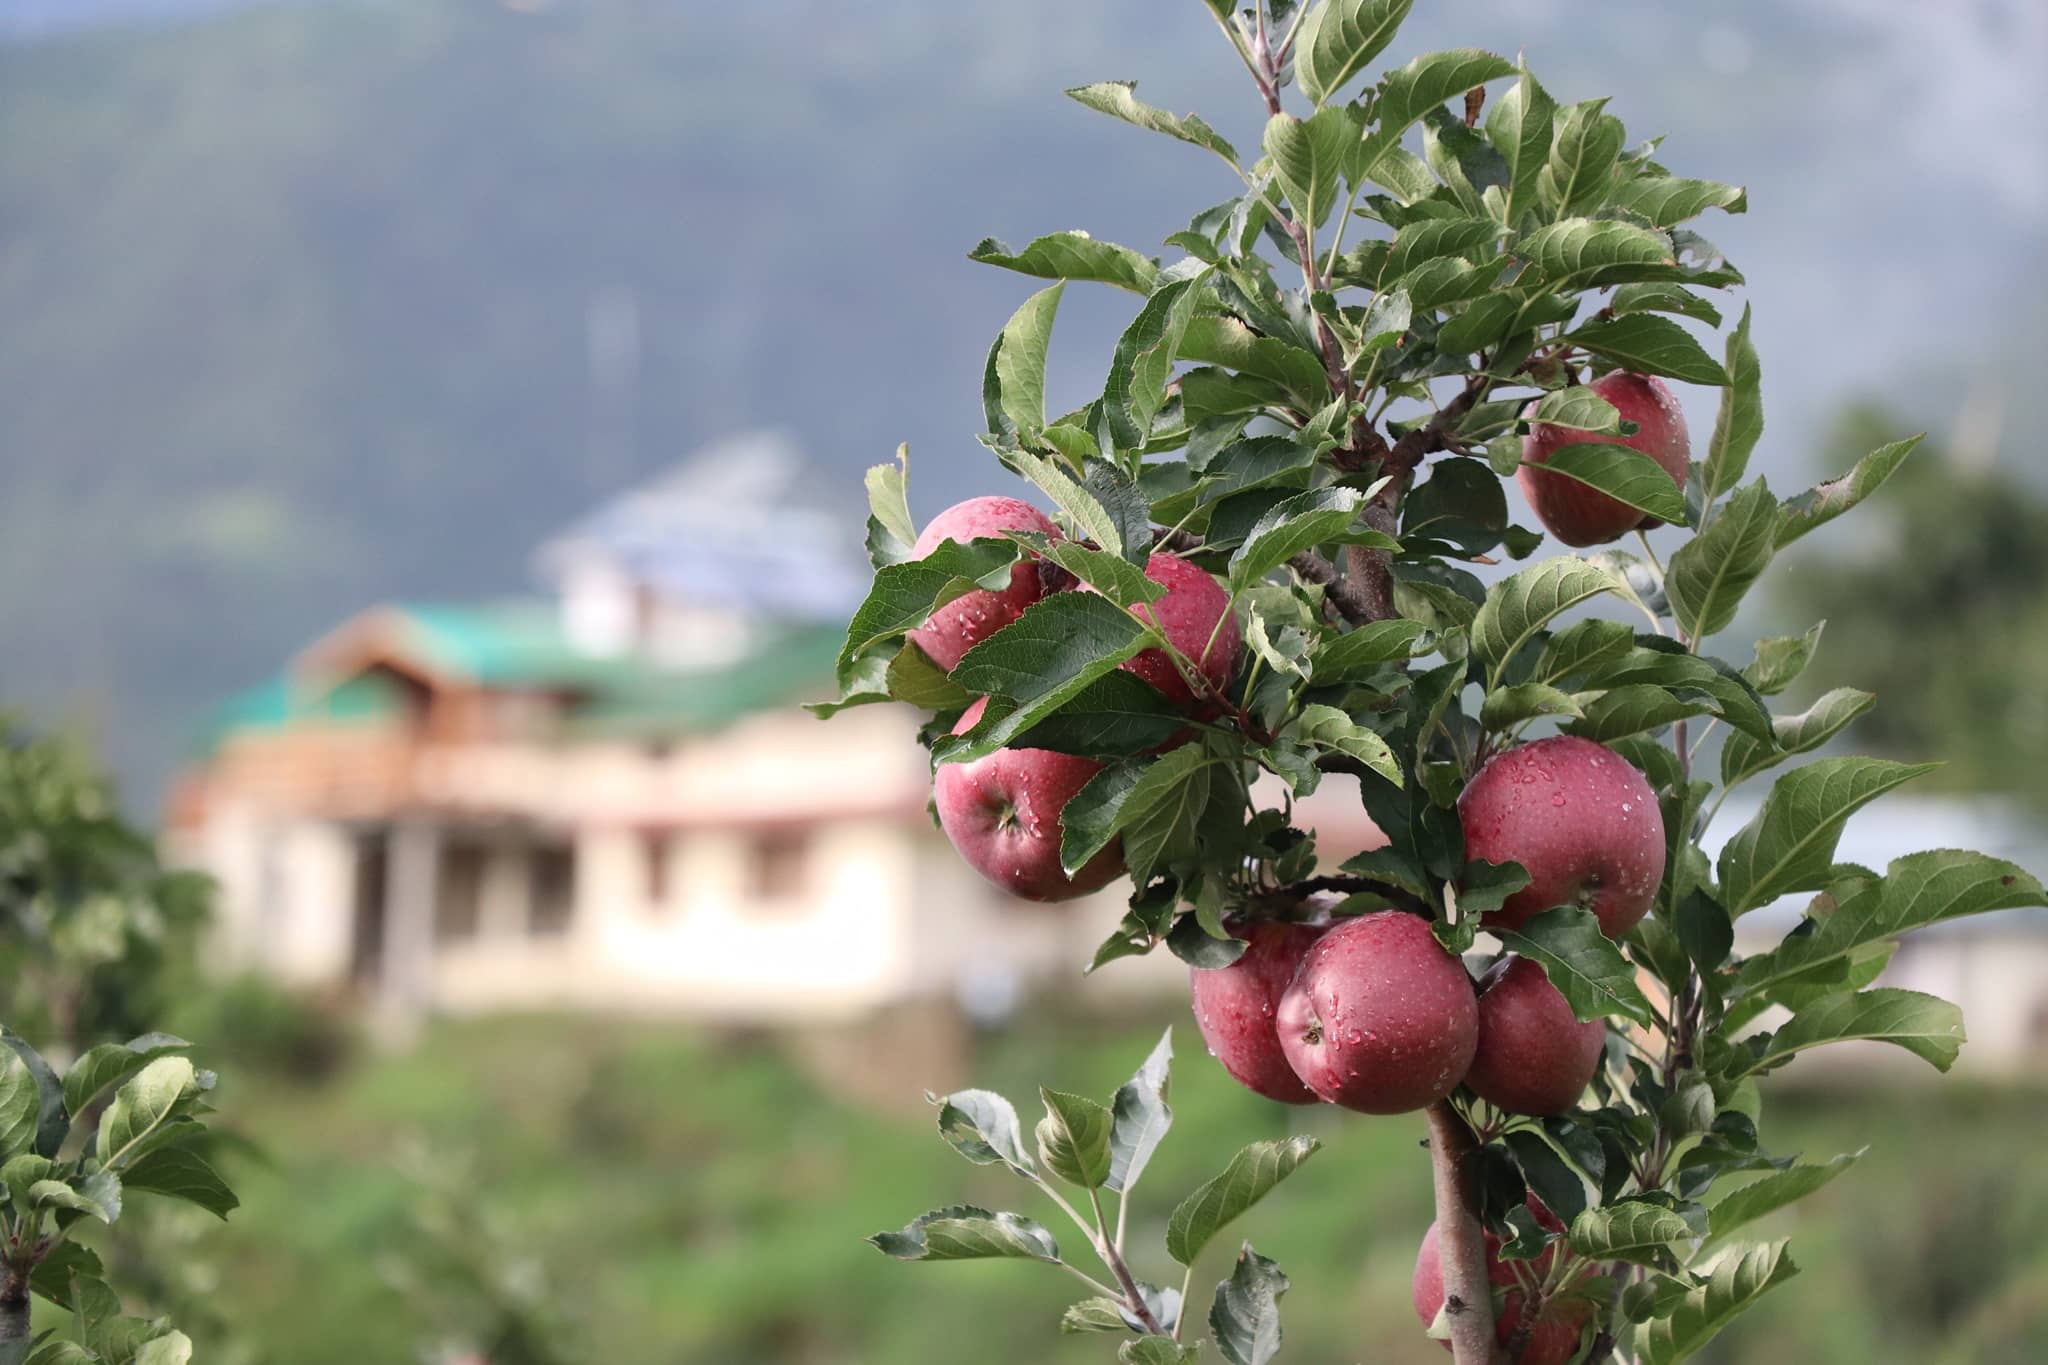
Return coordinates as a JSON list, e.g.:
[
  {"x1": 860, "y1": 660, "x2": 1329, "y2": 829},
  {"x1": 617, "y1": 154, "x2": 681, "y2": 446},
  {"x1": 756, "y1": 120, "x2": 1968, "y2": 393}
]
[
  {"x1": 1, "y1": 725, "x2": 239, "y2": 1364},
  {"x1": 815, "y1": 2, "x2": 2045, "y2": 1361}
]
